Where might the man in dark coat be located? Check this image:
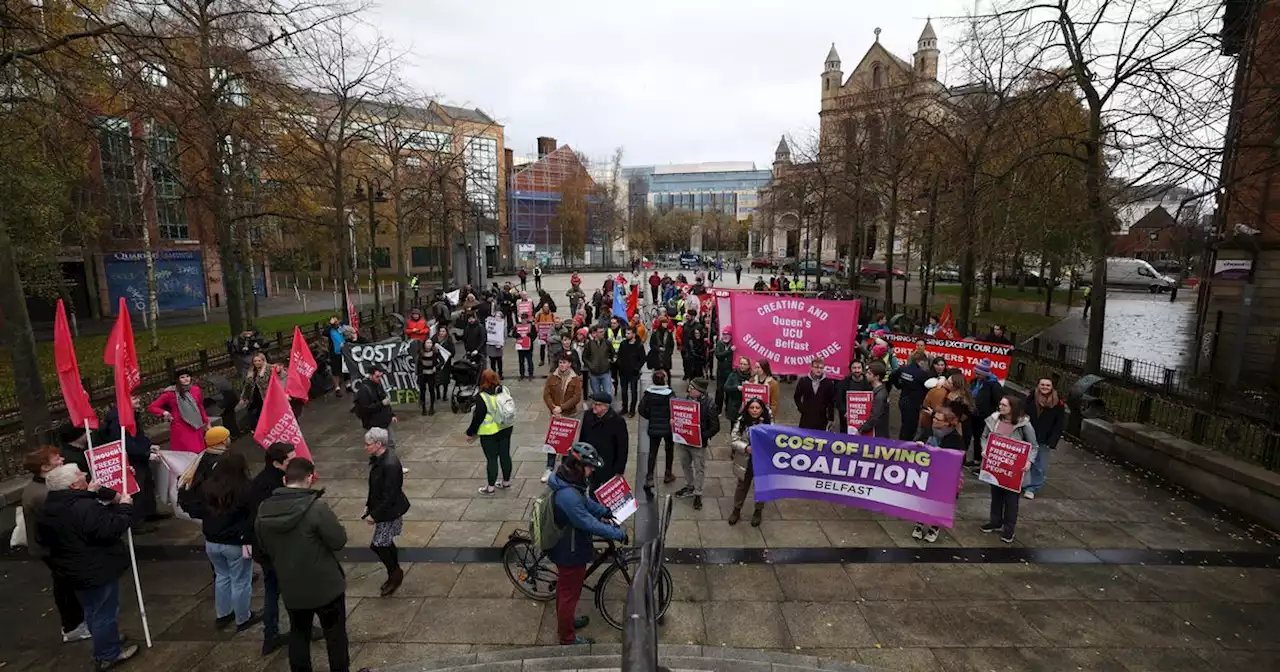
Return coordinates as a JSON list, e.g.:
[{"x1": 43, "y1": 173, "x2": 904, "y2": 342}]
[
  {"x1": 968, "y1": 358, "x2": 1004, "y2": 463},
  {"x1": 353, "y1": 366, "x2": 397, "y2": 446},
  {"x1": 37, "y1": 464, "x2": 139, "y2": 669},
  {"x1": 859, "y1": 362, "x2": 892, "y2": 438},
  {"x1": 579, "y1": 391, "x2": 629, "y2": 490},
  {"x1": 247, "y1": 442, "x2": 303, "y2": 655},
  {"x1": 835, "y1": 359, "x2": 873, "y2": 433},
  {"x1": 647, "y1": 318, "x2": 675, "y2": 373},
  {"x1": 100, "y1": 396, "x2": 160, "y2": 526},
  {"x1": 891, "y1": 352, "x2": 931, "y2": 441},
  {"x1": 793, "y1": 358, "x2": 836, "y2": 430},
  {"x1": 615, "y1": 326, "x2": 646, "y2": 417}
]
